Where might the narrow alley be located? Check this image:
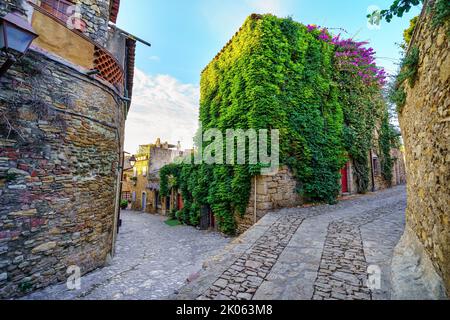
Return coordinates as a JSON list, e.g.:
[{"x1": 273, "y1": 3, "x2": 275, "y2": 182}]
[{"x1": 23, "y1": 186, "x2": 408, "y2": 300}]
